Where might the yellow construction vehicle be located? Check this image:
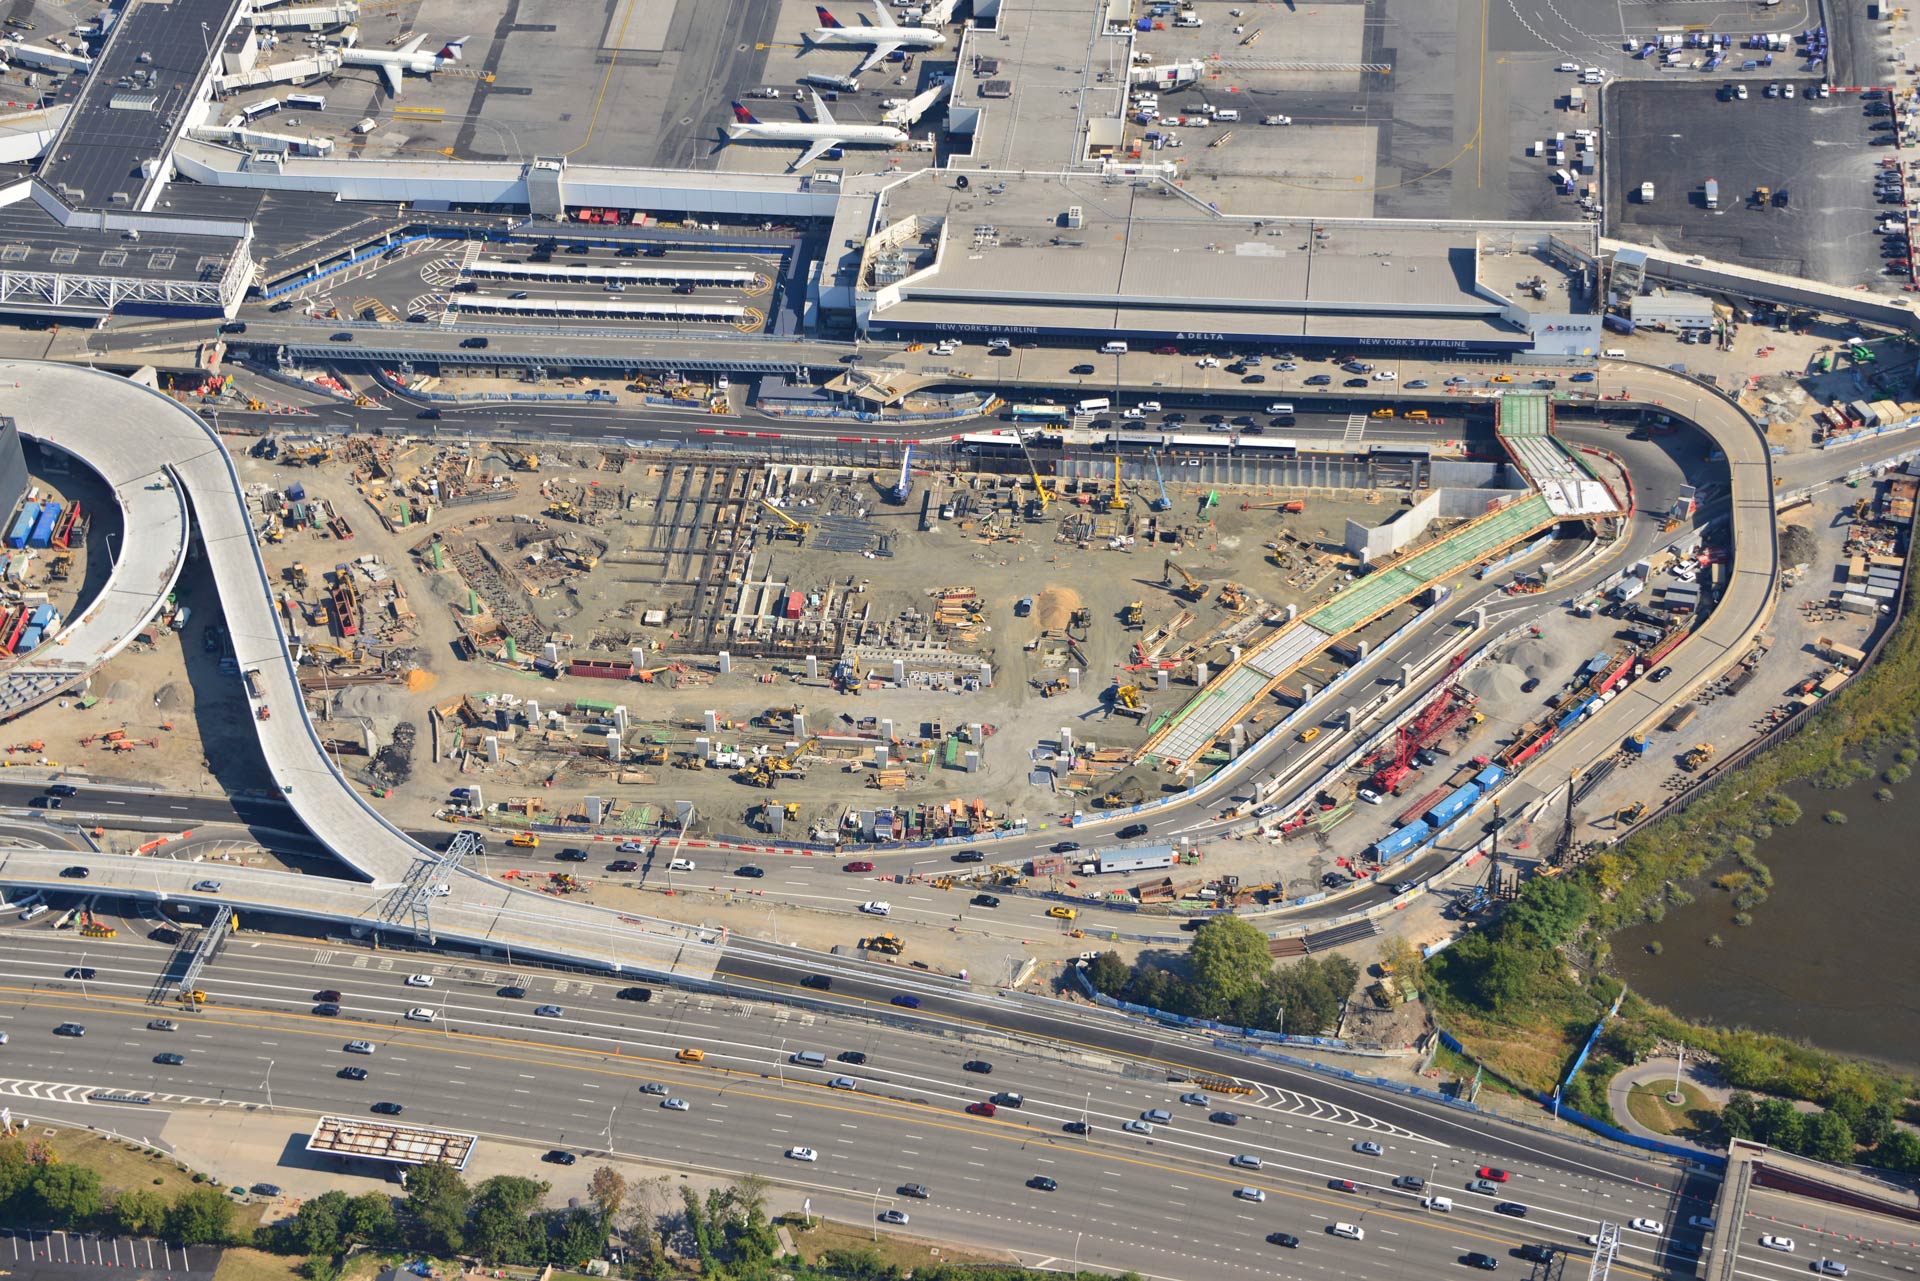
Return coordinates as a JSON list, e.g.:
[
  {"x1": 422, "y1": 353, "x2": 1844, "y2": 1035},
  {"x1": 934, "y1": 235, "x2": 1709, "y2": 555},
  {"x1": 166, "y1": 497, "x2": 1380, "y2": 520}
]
[
  {"x1": 546, "y1": 500, "x2": 579, "y2": 521},
  {"x1": 288, "y1": 563, "x2": 310, "y2": 591},
  {"x1": 1218, "y1": 583, "x2": 1248, "y2": 612},
  {"x1": 1037, "y1": 678, "x2": 1069, "y2": 698},
  {"x1": 758, "y1": 499, "x2": 810, "y2": 544},
  {"x1": 552, "y1": 544, "x2": 599, "y2": 572},
  {"x1": 1068, "y1": 606, "x2": 1094, "y2": 631},
  {"x1": 738, "y1": 737, "x2": 818, "y2": 787},
  {"x1": 1019, "y1": 438, "x2": 1054, "y2": 519},
  {"x1": 633, "y1": 744, "x2": 668, "y2": 766},
  {"x1": 1107, "y1": 454, "x2": 1129, "y2": 512},
  {"x1": 1113, "y1": 685, "x2": 1143, "y2": 712},
  {"x1": 1681, "y1": 743, "x2": 1714, "y2": 772},
  {"x1": 1164, "y1": 558, "x2": 1210, "y2": 602},
  {"x1": 284, "y1": 443, "x2": 332, "y2": 466},
  {"x1": 1097, "y1": 783, "x2": 1145, "y2": 808},
  {"x1": 860, "y1": 933, "x2": 906, "y2": 955},
  {"x1": 1616, "y1": 800, "x2": 1647, "y2": 825},
  {"x1": 502, "y1": 447, "x2": 540, "y2": 472},
  {"x1": 1121, "y1": 600, "x2": 1145, "y2": 628},
  {"x1": 754, "y1": 705, "x2": 801, "y2": 732}
]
